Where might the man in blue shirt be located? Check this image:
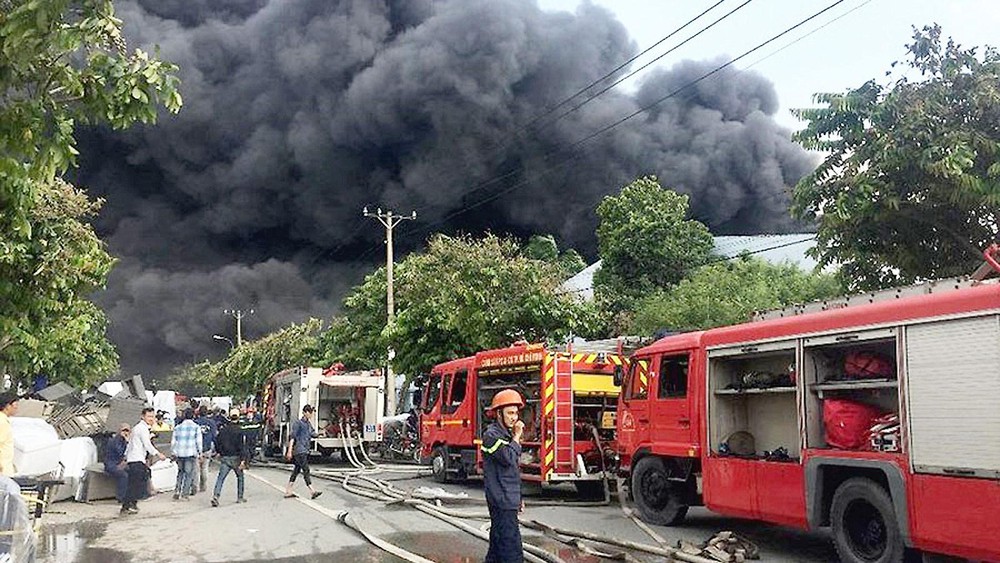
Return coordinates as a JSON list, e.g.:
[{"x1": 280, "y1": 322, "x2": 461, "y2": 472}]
[
  {"x1": 283, "y1": 404, "x2": 322, "y2": 500},
  {"x1": 104, "y1": 424, "x2": 130, "y2": 502},
  {"x1": 192, "y1": 406, "x2": 218, "y2": 495},
  {"x1": 481, "y1": 389, "x2": 525, "y2": 563}
]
